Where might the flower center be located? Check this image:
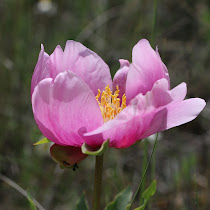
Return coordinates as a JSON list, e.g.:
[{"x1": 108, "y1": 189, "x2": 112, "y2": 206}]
[{"x1": 96, "y1": 85, "x2": 126, "y2": 122}]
